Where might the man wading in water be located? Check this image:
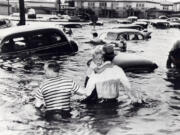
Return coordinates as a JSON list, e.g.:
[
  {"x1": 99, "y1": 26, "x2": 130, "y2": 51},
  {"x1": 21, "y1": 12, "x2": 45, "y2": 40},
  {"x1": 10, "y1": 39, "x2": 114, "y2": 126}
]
[
  {"x1": 82, "y1": 45, "x2": 143, "y2": 105},
  {"x1": 34, "y1": 61, "x2": 86, "y2": 121}
]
